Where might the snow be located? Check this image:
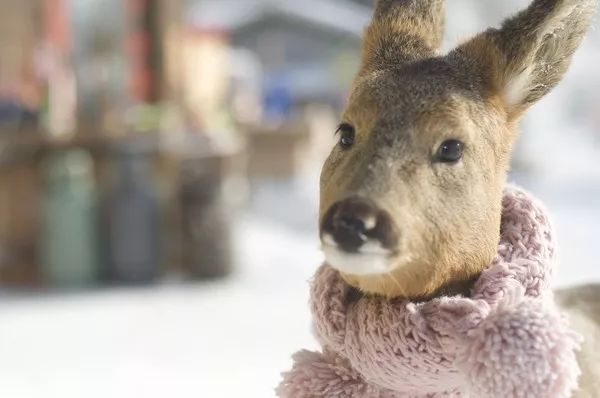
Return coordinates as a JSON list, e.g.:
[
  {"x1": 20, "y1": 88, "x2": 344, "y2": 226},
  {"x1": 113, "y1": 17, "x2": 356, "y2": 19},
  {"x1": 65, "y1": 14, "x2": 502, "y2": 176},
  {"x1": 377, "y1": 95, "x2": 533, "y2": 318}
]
[{"x1": 0, "y1": 212, "x2": 321, "y2": 398}]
